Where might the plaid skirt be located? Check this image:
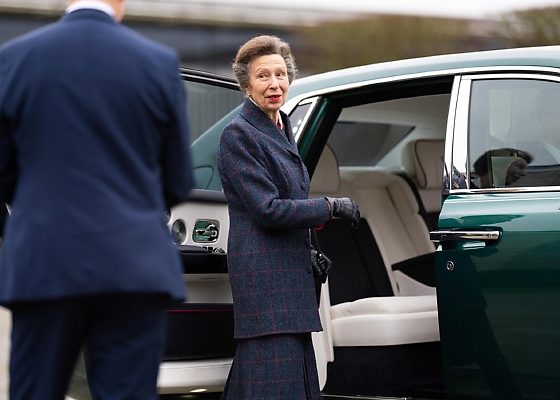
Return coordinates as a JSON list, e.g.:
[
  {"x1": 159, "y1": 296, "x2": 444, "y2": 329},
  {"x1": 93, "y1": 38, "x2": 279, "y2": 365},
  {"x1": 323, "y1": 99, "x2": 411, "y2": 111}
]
[{"x1": 221, "y1": 333, "x2": 321, "y2": 400}]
